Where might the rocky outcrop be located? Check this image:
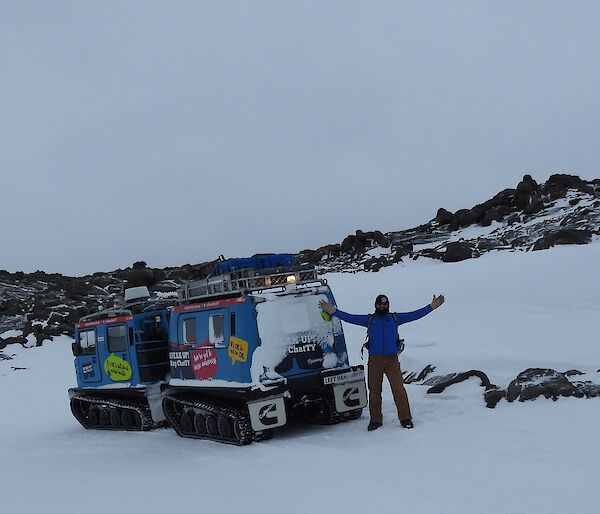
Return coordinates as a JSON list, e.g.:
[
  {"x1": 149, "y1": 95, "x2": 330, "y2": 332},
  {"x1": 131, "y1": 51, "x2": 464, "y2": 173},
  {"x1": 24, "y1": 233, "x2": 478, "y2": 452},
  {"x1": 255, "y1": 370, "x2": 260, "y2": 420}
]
[
  {"x1": 296, "y1": 173, "x2": 600, "y2": 273},
  {"x1": 413, "y1": 367, "x2": 600, "y2": 409},
  {"x1": 484, "y1": 368, "x2": 600, "y2": 408}
]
